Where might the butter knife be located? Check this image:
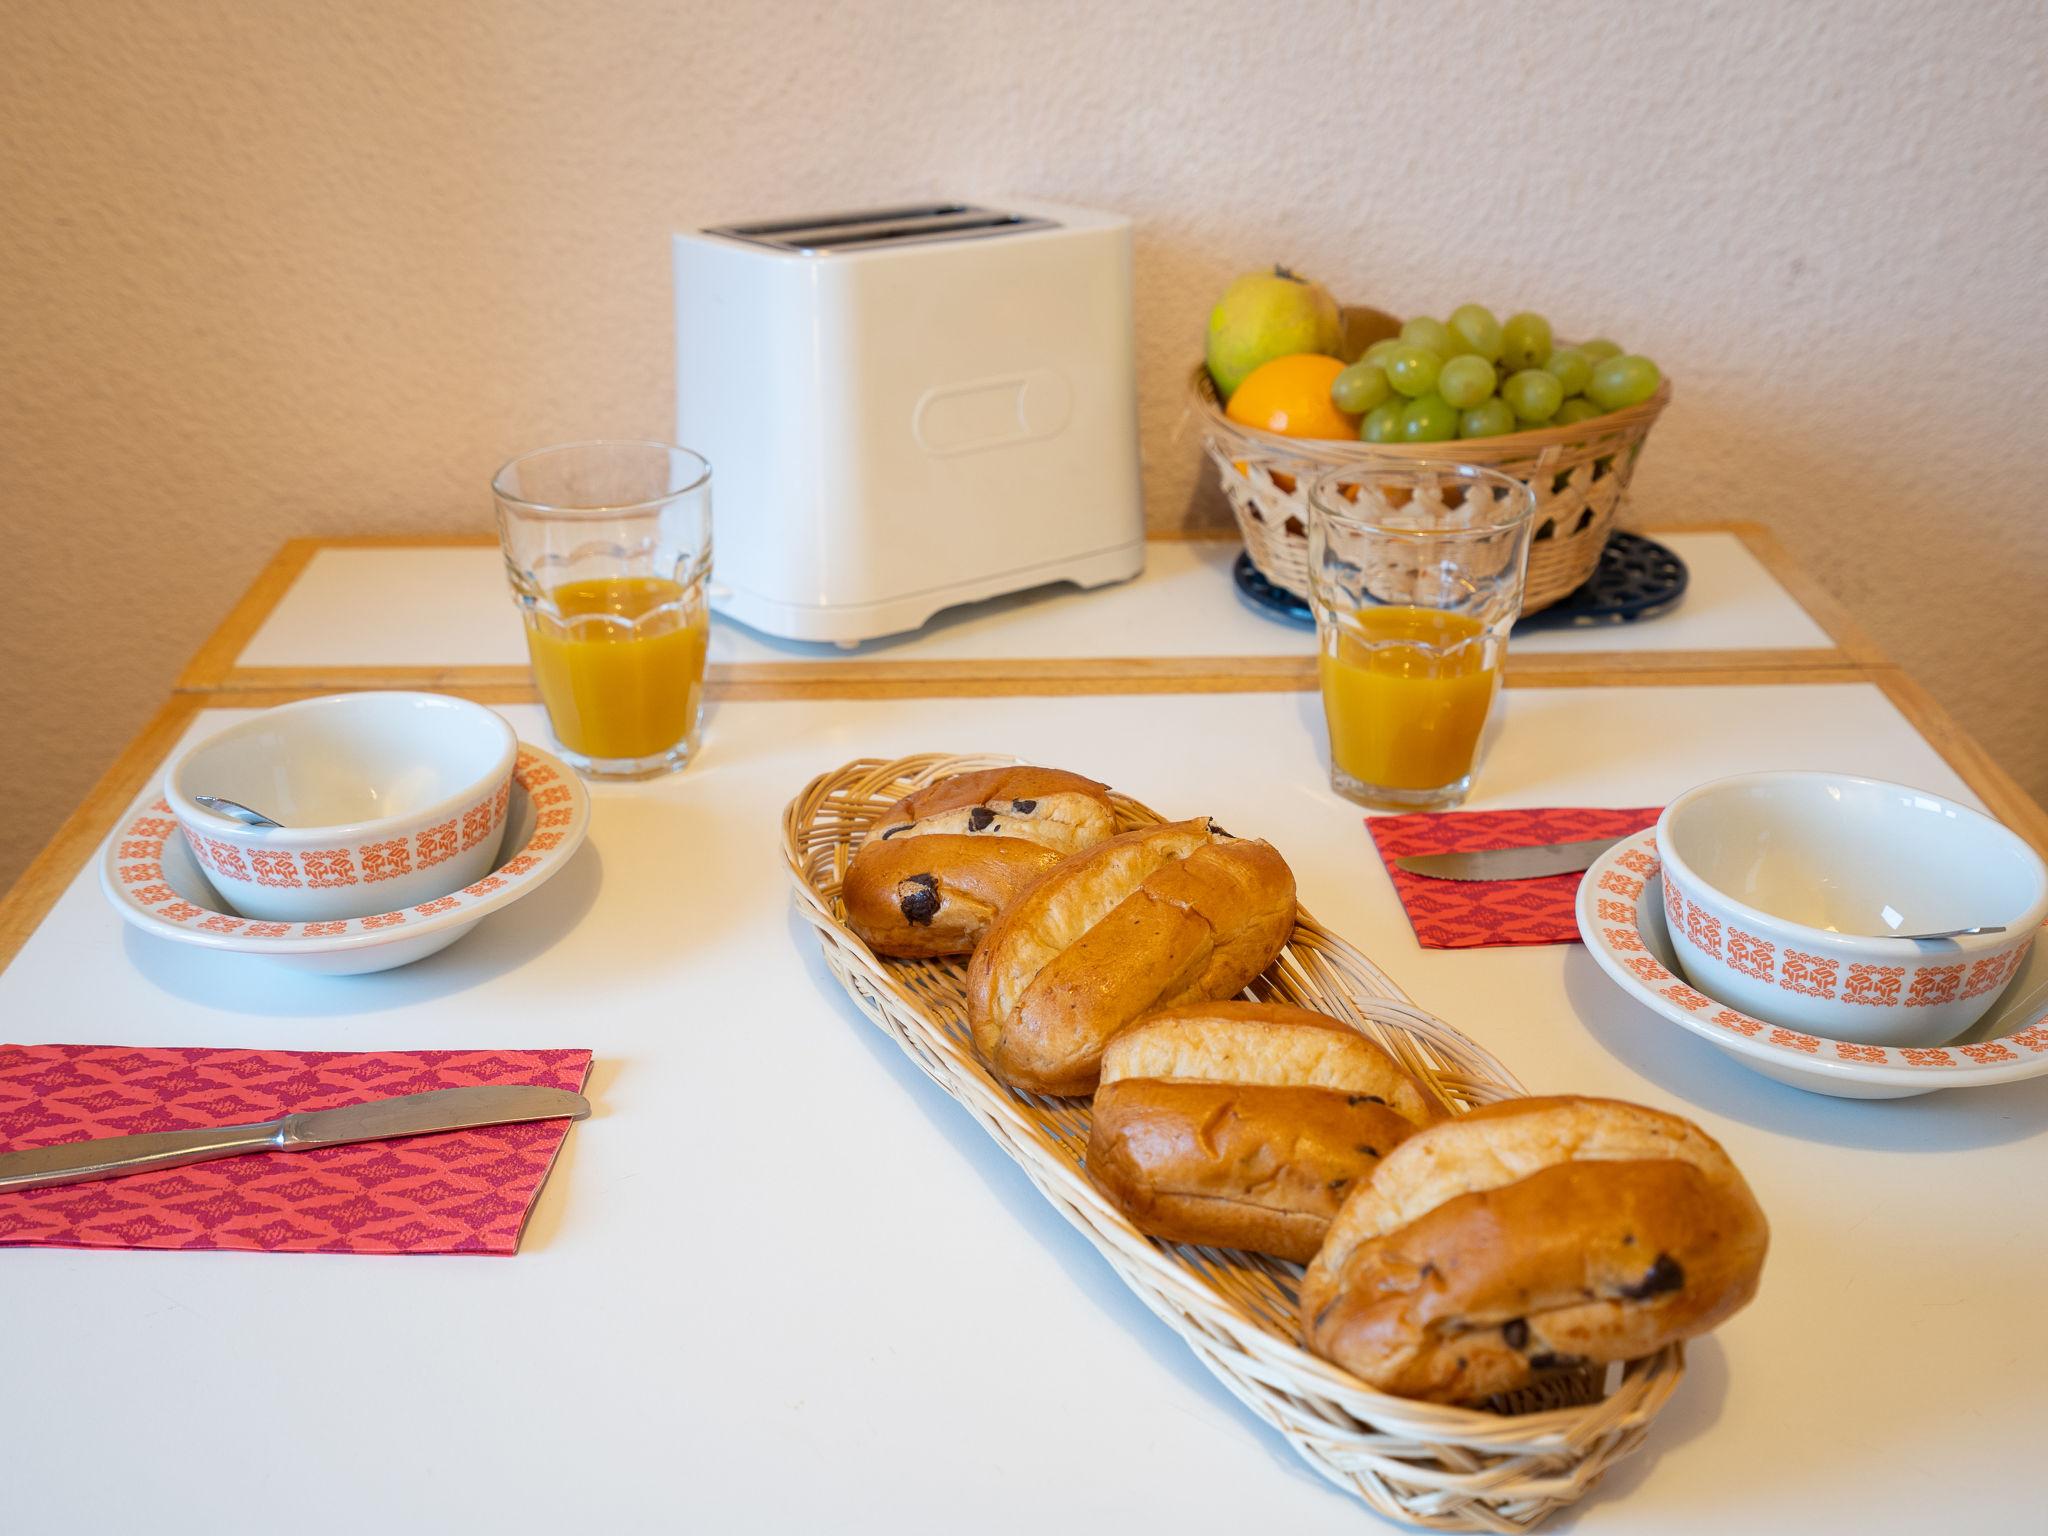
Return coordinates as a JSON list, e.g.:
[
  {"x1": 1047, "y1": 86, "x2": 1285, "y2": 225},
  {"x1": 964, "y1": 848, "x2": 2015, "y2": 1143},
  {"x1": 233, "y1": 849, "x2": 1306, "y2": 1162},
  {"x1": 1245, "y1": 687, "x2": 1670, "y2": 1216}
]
[
  {"x1": 0, "y1": 1084, "x2": 590, "y2": 1194},
  {"x1": 1395, "y1": 836, "x2": 1627, "y2": 882}
]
